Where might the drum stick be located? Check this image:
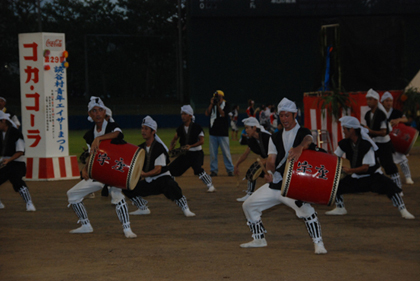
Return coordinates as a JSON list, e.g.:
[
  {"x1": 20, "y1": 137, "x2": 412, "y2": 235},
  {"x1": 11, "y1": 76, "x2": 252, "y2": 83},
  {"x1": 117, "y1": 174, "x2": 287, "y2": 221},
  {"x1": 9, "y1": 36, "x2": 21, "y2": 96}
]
[
  {"x1": 236, "y1": 174, "x2": 240, "y2": 187},
  {"x1": 256, "y1": 158, "x2": 267, "y2": 174}
]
